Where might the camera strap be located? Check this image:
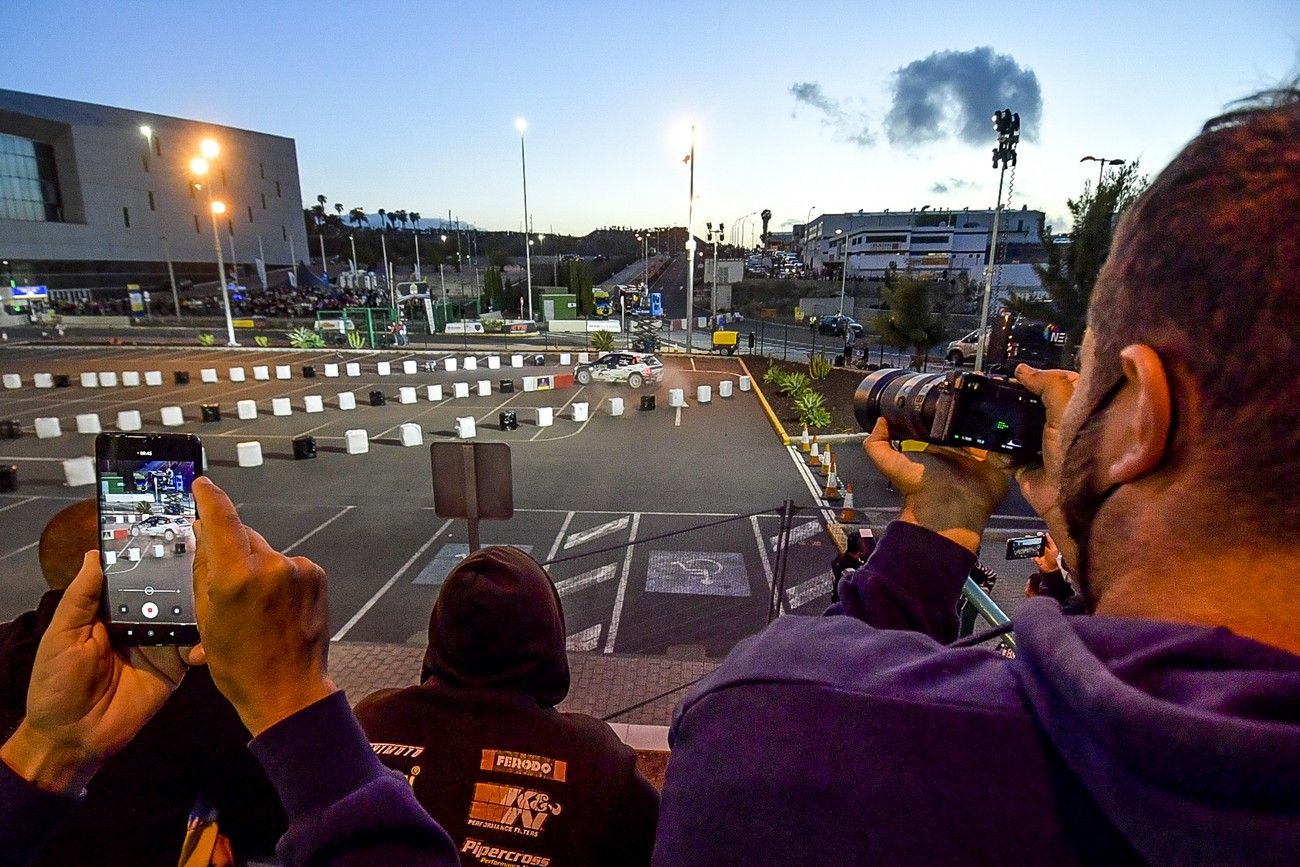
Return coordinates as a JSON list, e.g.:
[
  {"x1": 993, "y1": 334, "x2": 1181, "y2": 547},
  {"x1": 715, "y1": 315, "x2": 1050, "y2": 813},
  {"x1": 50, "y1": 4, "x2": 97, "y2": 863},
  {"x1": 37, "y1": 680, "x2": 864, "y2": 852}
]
[{"x1": 950, "y1": 622, "x2": 1015, "y2": 648}]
